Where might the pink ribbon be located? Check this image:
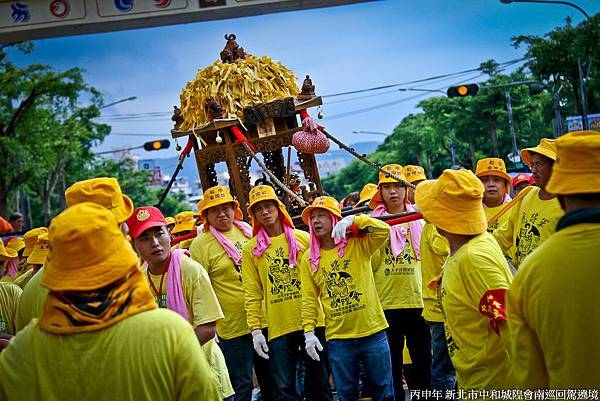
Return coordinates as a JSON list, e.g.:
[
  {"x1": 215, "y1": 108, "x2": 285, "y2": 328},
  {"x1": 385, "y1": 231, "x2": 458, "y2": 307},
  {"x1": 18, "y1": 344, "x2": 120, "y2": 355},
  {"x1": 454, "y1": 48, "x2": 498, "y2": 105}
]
[
  {"x1": 143, "y1": 249, "x2": 190, "y2": 321},
  {"x1": 308, "y1": 213, "x2": 347, "y2": 272},
  {"x1": 371, "y1": 203, "x2": 422, "y2": 259},
  {"x1": 252, "y1": 222, "x2": 301, "y2": 265},
  {"x1": 208, "y1": 220, "x2": 252, "y2": 266},
  {"x1": 6, "y1": 258, "x2": 19, "y2": 277}
]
